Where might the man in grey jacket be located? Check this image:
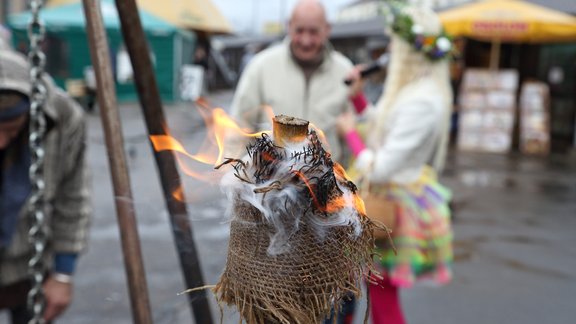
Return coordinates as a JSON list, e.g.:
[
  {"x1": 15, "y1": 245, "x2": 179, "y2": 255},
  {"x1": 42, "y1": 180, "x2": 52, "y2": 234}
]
[
  {"x1": 0, "y1": 49, "x2": 91, "y2": 323},
  {"x1": 230, "y1": 0, "x2": 355, "y2": 163}
]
